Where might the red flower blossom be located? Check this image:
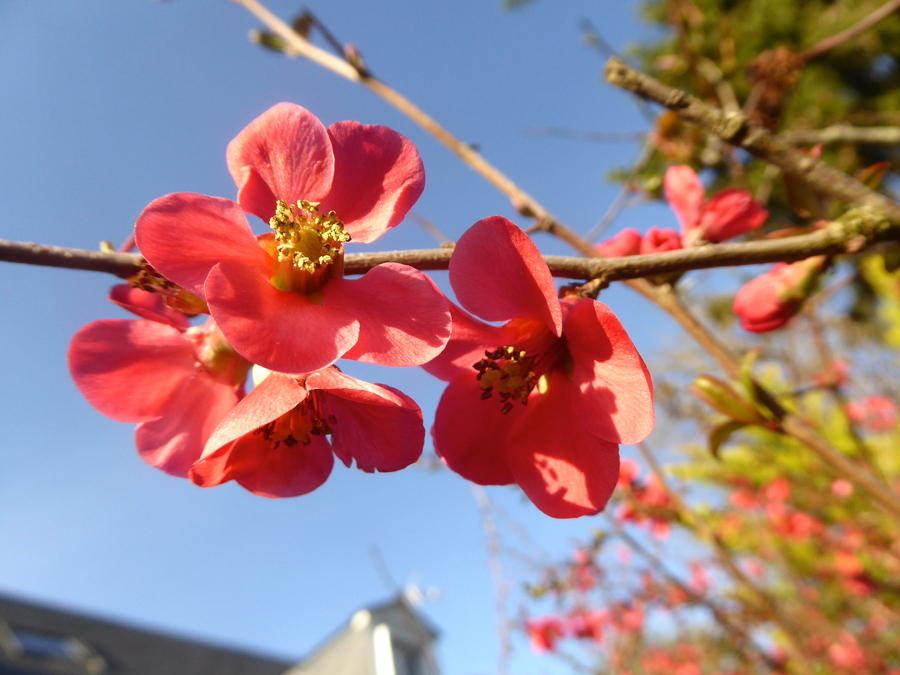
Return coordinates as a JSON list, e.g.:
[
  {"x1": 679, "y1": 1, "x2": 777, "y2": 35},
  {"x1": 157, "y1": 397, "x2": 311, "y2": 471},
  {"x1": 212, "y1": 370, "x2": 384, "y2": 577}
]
[
  {"x1": 664, "y1": 165, "x2": 768, "y2": 246},
  {"x1": 845, "y1": 395, "x2": 898, "y2": 432},
  {"x1": 136, "y1": 103, "x2": 450, "y2": 374},
  {"x1": 524, "y1": 616, "x2": 564, "y2": 653},
  {"x1": 189, "y1": 367, "x2": 424, "y2": 498},
  {"x1": 69, "y1": 291, "x2": 250, "y2": 477},
  {"x1": 640, "y1": 227, "x2": 682, "y2": 254},
  {"x1": 567, "y1": 609, "x2": 605, "y2": 642},
  {"x1": 732, "y1": 256, "x2": 826, "y2": 333},
  {"x1": 595, "y1": 228, "x2": 642, "y2": 257},
  {"x1": 424, "y1": 217, "x2": 654, "y2": 518}
]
